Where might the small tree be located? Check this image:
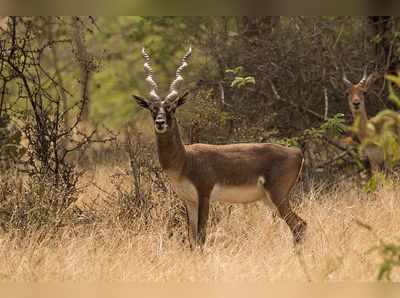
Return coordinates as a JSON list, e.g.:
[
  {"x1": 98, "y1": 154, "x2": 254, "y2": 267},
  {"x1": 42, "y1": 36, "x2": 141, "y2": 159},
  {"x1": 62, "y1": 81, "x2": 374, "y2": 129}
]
[{"x1": 0, "y1": 17, "x2": 101, "y2": 228}]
